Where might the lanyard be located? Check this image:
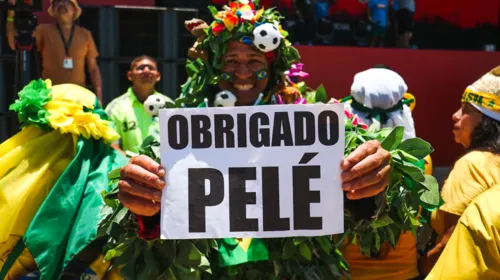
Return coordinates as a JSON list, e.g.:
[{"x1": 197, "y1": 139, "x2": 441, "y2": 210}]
[{"x1": 56, "y1": 23, "x2": 76, "y2": 56}]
